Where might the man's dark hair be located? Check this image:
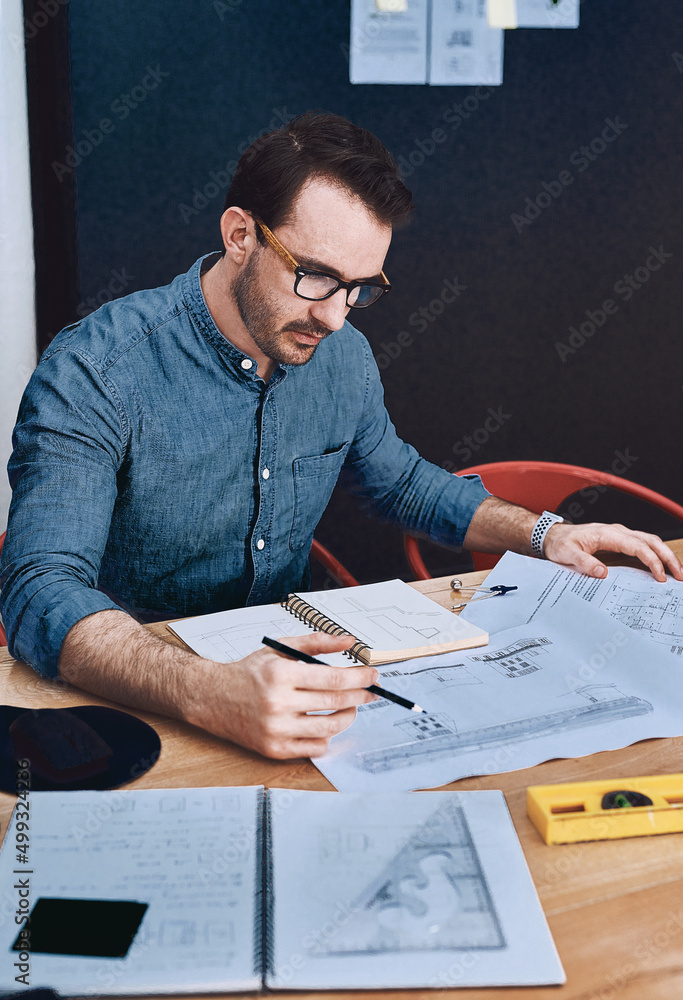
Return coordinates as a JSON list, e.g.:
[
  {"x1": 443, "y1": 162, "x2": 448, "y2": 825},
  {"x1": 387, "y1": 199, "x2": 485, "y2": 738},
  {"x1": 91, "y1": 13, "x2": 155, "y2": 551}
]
[{"x1": 223, "y1": 111, "x2": 414, "y2": 231}]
